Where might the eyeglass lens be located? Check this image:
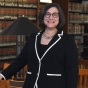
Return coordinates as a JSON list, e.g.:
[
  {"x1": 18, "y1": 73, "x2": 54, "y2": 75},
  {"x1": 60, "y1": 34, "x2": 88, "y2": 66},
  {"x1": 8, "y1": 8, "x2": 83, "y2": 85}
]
[{"x1": 44, "y1": 12, "x2": 59, "y2": 18}]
